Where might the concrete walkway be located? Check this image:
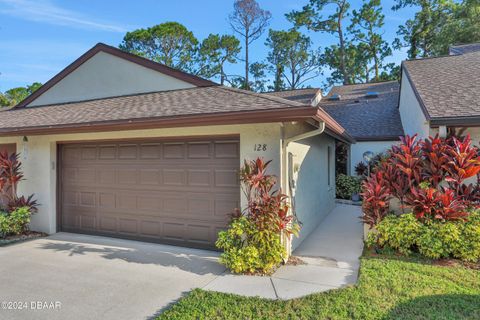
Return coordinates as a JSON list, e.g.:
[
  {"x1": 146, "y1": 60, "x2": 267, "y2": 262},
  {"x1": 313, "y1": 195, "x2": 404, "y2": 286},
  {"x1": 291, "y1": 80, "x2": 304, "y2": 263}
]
[
  {"x1": 204, "y1": 204, "x2": 364, "y2": 299},
  {"x1": 0, "y1": 233, "x2": 224, "y2": 320},
  {"x1": 0, "y1": 205, "x2": 363, "y2": 319}
]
